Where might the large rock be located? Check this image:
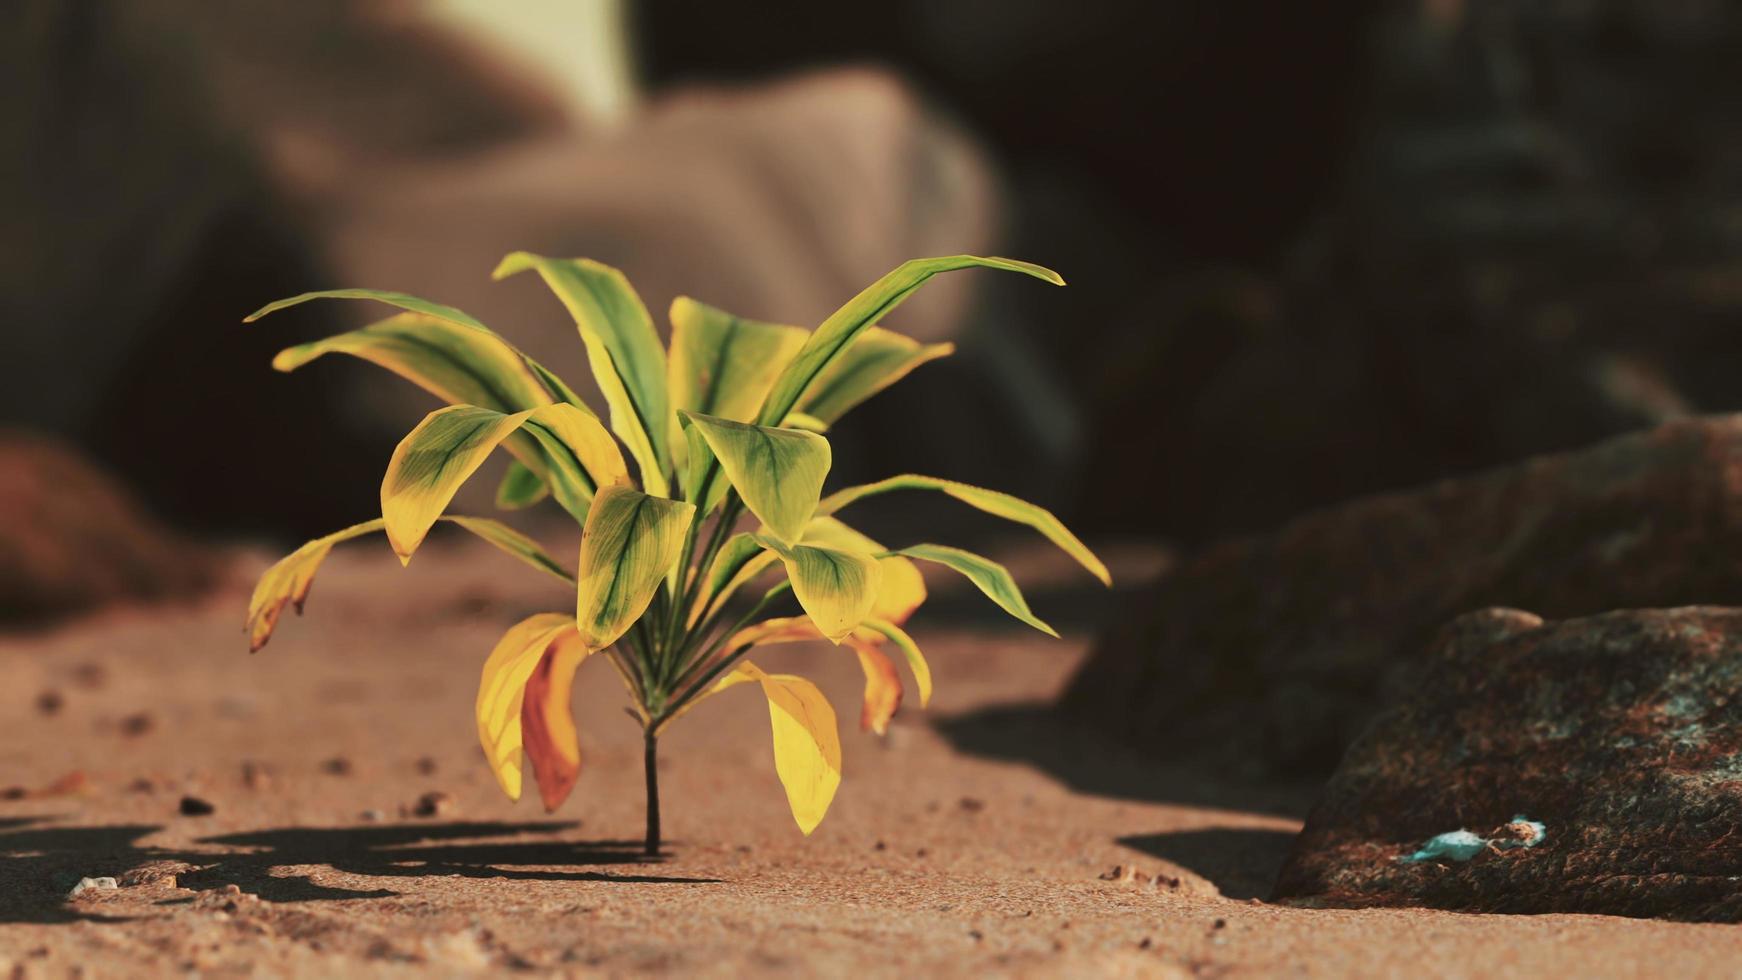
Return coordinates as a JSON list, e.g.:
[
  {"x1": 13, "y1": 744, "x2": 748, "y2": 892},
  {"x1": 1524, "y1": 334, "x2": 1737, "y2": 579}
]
[
  {"x1": 1063, "y1": 416, "x2": 1742, "y2": 775},
  {"x1": 1274, "y1": 606, "x2": 1742, "y2": 921},
  {"x1": 0, "y1": 431, "x2": 218, "y2": 622}
]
